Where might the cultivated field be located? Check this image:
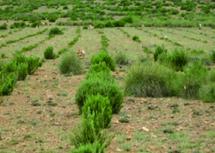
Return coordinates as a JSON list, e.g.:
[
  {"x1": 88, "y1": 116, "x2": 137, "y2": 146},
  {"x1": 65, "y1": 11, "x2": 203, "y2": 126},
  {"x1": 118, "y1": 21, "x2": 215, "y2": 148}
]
[{"x1": 0, "y1": 0, "x2": 215, "y2": 153}]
